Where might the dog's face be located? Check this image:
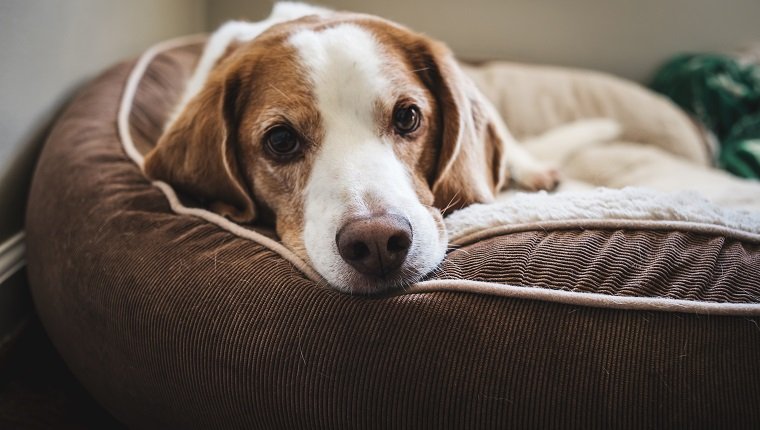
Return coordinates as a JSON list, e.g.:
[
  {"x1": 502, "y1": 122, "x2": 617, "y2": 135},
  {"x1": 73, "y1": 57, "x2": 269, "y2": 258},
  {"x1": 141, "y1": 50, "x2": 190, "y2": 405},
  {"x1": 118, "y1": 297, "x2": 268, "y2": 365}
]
[{"x1": 144, "y1": 14, "x2": 507, "y2": 294}]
